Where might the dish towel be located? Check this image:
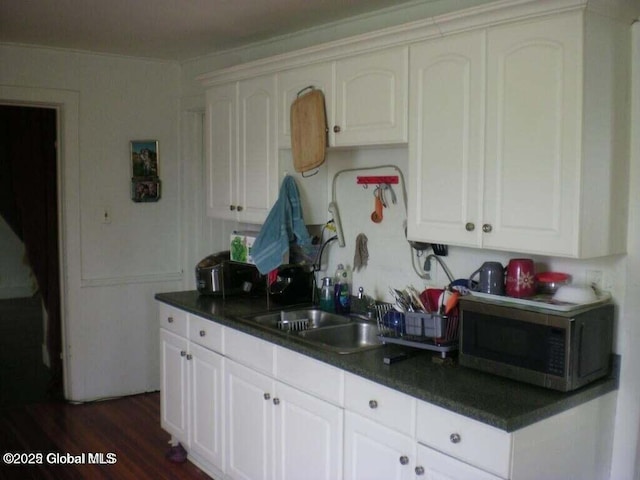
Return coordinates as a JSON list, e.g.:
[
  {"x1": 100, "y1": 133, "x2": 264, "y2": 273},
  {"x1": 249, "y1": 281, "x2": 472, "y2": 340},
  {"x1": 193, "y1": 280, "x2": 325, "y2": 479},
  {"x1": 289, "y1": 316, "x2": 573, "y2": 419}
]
[
  {"x1": 251, "y1": 175, "x2": 312, "y2": 274},
  {"x1": 353, "y1": 233, "x2": 369, "y2": 272}
]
